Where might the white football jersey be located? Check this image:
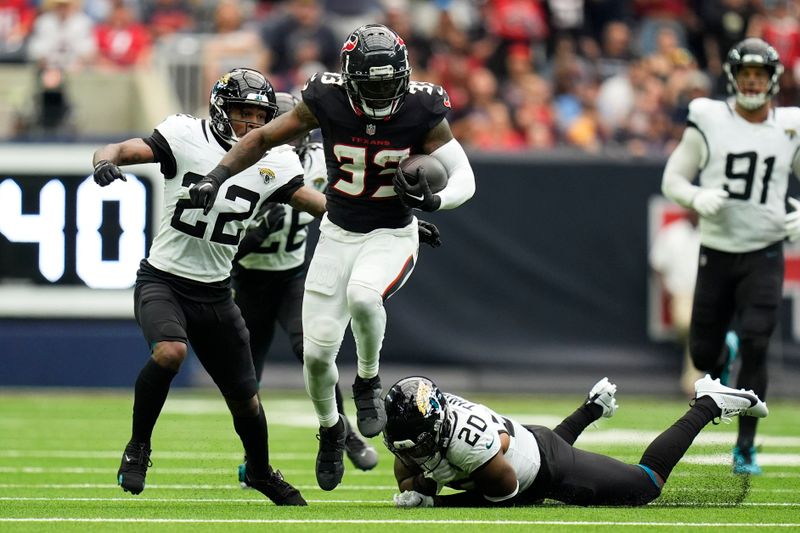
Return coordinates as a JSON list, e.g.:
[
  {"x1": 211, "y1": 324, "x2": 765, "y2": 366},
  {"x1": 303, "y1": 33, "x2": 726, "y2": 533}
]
[
  {"x1": 432, "y1": 393, "x2": 541, "y2": 494},
  {"x1": 689, "y1": 98, "x2": 800, "y2": 252},
  {"x1": 146, "y1": 114, "x2": 304, "y2": 282},
  {"x1": 236, "y1": 142, "x2": 327, "y2": 271}
]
